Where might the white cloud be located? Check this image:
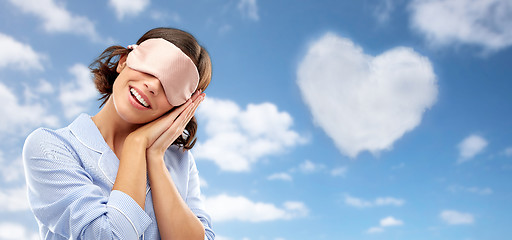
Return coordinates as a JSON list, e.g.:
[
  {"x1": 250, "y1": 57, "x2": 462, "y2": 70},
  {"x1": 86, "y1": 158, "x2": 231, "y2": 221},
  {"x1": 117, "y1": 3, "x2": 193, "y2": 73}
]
[
  {"x1": 345, "y1": 195, "x2": 373, "y2": 208},
  {"x1": 215, "y1": 236, "x2": 233, "y2": 240},
  {"x1": 109, "y1": 0, "x2": 150, "y2": 20},
  {"x1": 238, "y1": 0, "x2": 259, "y2": 21},
  {"x1": 409, "y1": 0, "x2": 512, "y2": 51},
  {"x1": 374, "y1": 0, "x2": 395, "y2": 23},
  {"x1": 7, "y1": 0, "x2": 104, "y2": 42},
  {"x1": 0, "y1": 222, "x2": 38, "y2": 240},
  {"x1": 0, "y1": 33, "x2": 44, "y2": 71},
  {"x1": 195, "y1": 98, "x2": 306, "y2": 171},
  {"x1": 35, "y1": 79, "x2": 55, "y2": 94},
  {"x1": 219, "y1": 24, "x2": 233, "y2": 35},
  {"x1": 447, "y1": 185, "x2": 493, "y2": 195},
  {"x1": 22, "y1": 79, "x2": 56, "y2": 104},
  {"x1": 216, "y1": 237, "x2": 253, "y2": 240},
  {"x1": 150, "y1": 10, "x2": 181, "y2": 23},
  {"x1": 268, "y1": 161, "x2": 343, "y2": 181},
  {"x1": 199, "y1": 176, "x2": 208, "y2": 188},
  {"x1": 0, "y1": 82, "x2": 59, "y2": 136},
  {"x1": 0, "y1": 152, "x2": 24, "y2": 182},
  {"x1": 299, "y1": 160, "x2": 324, "y2": 173},
  {"x1": 297, "y1": 32, "x2": 437, "y2": 158},
  {"x1": 330, "y1": 166, "x2": 347, "y2": 177},
  {"x1": 204, "y1": 194, "x2": 308, "y2": 222},
  {"x1": 457, "y1": 134, "x2": 488, "y2": 163},
  {"x1": 367, "y1": 227, "x2": 384, "y2": 234},
  {"x1": 59, "y1": 64, "x2": 98, "y2": 119},
  {"x1": 440, "y1": 210, "x2": 474, "y2": 225},
  {"x1": 466, "y1": 187, "x2": 493, "y2": 195},
  {"x1": 503, "y1": 147, "x2": 512, "y2": 157},
  {"x1": 392, "y1": 162, "x2": 405, "y2": 170},
  {"x1": 380, "y1": 216, "x2": 404, "y2": 227},
  {"x1": 375, "y1": 197, "x2": 406, "y2": 206},
  {"x1": 367, "y1": 216, "x2": 404, "y2": 233},
  {"x1": 0, "y1": 186, "x2": 30, "y2": 212},
  {"x1": 267, "y1": 172, "x2": 292, "y2": 182},
  {"x1": 345, "y1": 194, "x2": 405, "y2": 208}
]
